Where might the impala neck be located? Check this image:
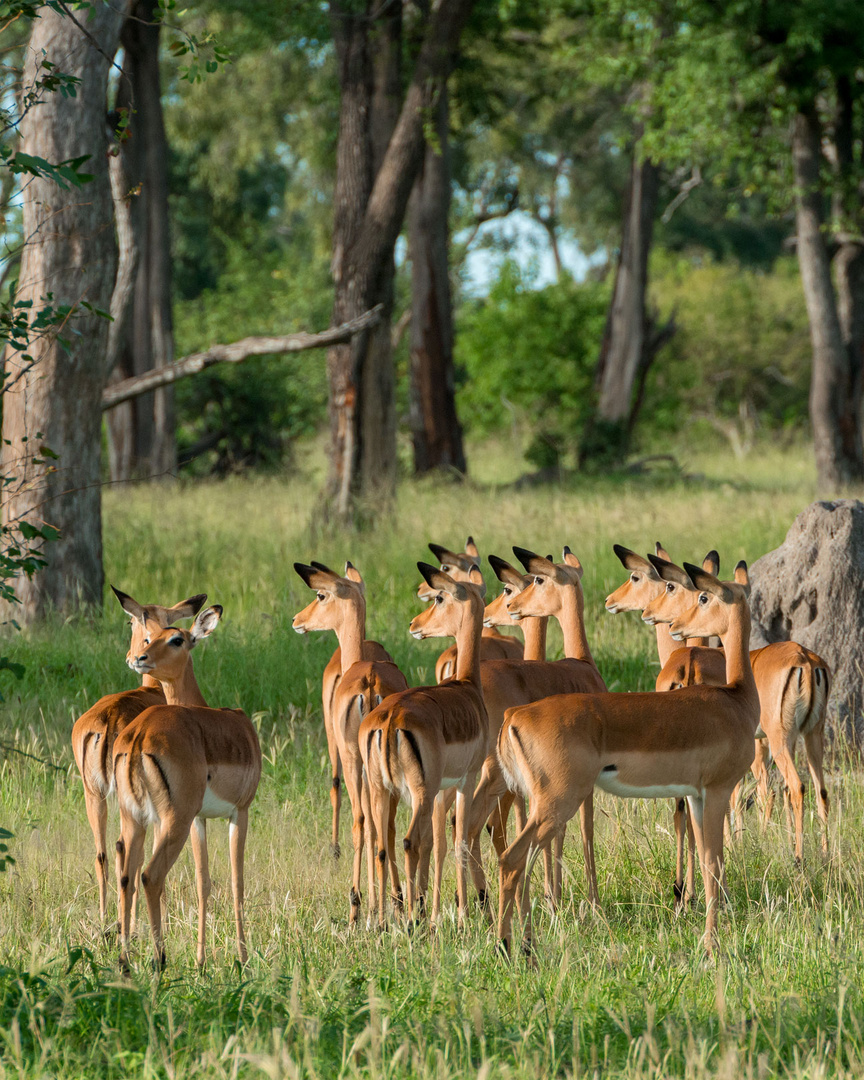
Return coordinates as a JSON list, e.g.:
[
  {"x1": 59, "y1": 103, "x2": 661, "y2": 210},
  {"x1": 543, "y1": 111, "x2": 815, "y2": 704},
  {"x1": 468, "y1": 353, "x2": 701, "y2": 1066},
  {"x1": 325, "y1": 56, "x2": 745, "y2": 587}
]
[
  {"x1": 522, "y1": 616, "x2": 547, "y2": 662},
  {"x1": 454, "y1": 599, "x2": 483, "y2": 687},
  {"x1": 157, "y1": 661, "x2": 209, "y2": 708},
  {"x1": 559, "y1": 585, "x2": 594, "y2": 665},
  {"x1": 337, "y1": 597, "x2": 366, "y2": 673},
  {"x1": 141, "y1": 673, "x2": 162, "y2": 690},
  {"x1": 719, "y1": 604, "x2": 756, "y2": 698},
  {"x1": 481, "y1": 626, "x2": 501, "y2": 639}
]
